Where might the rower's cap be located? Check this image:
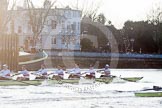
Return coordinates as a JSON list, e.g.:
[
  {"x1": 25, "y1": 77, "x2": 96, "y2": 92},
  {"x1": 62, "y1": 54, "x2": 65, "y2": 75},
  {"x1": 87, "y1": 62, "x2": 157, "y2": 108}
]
[{"x1": 105, "y1": 64, "x2": 109, "y2": 67}]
